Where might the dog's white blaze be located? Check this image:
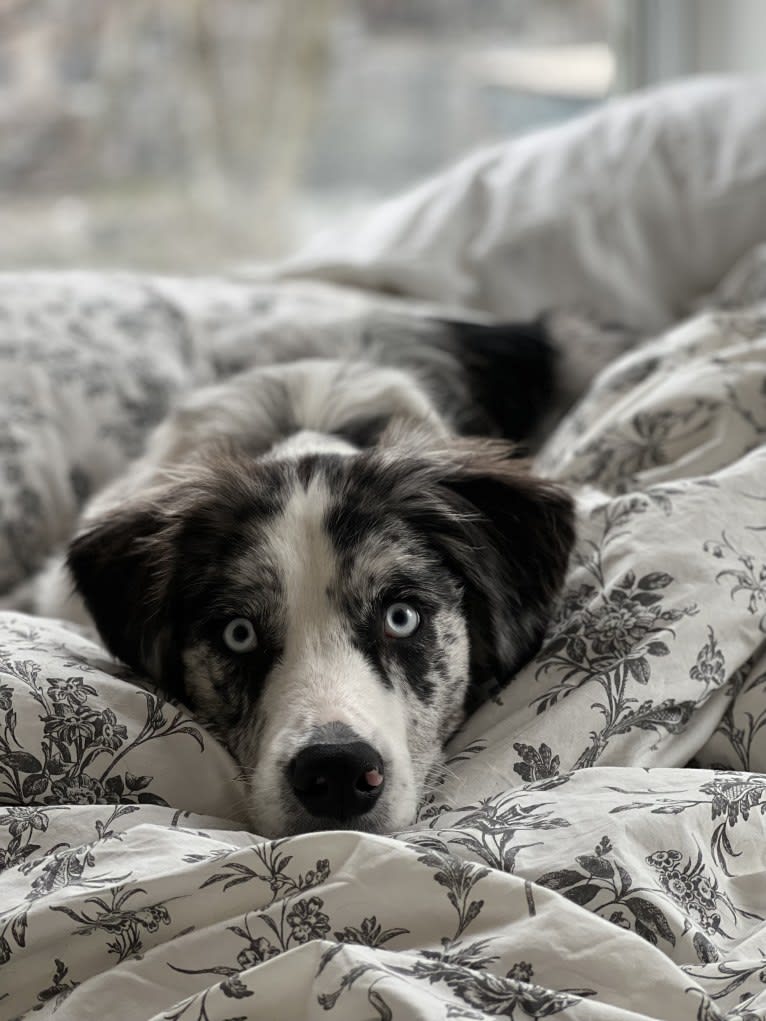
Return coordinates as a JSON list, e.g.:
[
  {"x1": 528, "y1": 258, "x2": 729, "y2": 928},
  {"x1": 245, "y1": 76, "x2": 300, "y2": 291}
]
[{"x1": 248, "y1": 474, "x2": 416, "y2": 835}]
